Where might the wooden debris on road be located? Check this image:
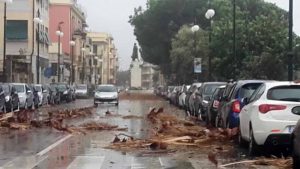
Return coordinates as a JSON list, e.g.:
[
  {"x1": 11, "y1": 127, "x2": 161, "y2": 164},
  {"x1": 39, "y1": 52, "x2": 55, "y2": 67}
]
[
  {"x1": 122, "y1": 115, "x2": 143, "y2": 119},
  {"x1": 219, "y1": 157, "x2": 293, "y2": 169}
]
